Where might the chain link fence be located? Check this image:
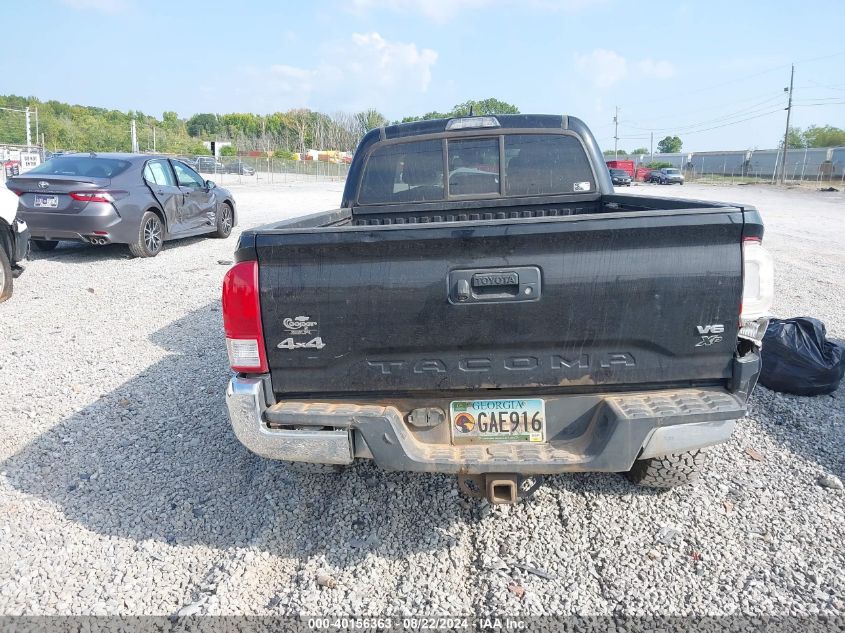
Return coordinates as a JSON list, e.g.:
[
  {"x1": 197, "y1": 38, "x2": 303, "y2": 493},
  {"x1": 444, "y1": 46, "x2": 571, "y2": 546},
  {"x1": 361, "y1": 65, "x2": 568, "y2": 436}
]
[
  {"x1": 630, "y1": 147, "x2": 845, "y2": 187},
  {"x1": 181, "y1": 155, "x2": 350, "y2": 186}
]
